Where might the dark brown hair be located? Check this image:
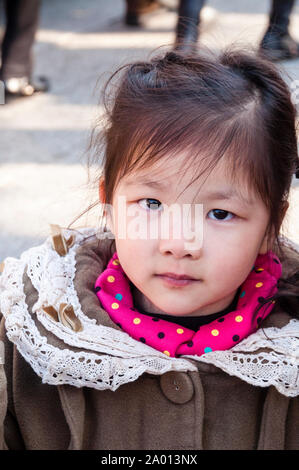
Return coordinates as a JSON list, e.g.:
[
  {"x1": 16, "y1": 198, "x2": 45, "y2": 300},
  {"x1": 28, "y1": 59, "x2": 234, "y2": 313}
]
[{"x1": 75, "y1": 46, "x2": 299, "y2": 318}]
